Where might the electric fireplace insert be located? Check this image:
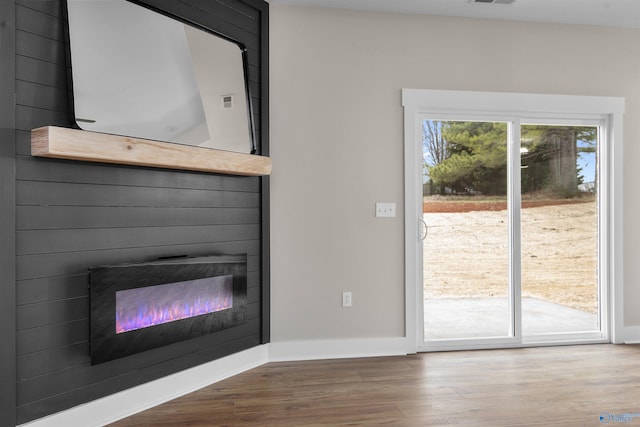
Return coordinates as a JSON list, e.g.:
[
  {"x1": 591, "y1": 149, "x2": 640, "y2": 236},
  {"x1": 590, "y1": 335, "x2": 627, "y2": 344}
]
[{"x1": 89, "y1": 254, "x2": 247, "y2": 364}]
